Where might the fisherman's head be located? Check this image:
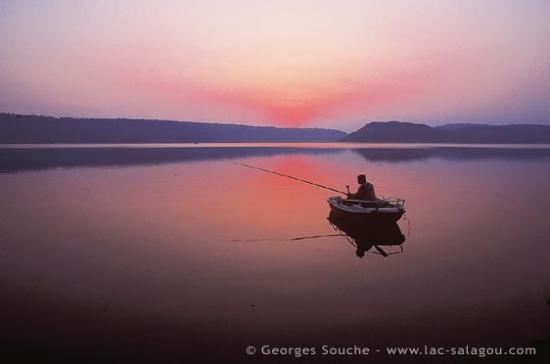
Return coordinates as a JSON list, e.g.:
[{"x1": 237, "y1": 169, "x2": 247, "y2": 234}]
[{"x1": 357, "y1": 174, "x2": 367, "y2": 184}]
